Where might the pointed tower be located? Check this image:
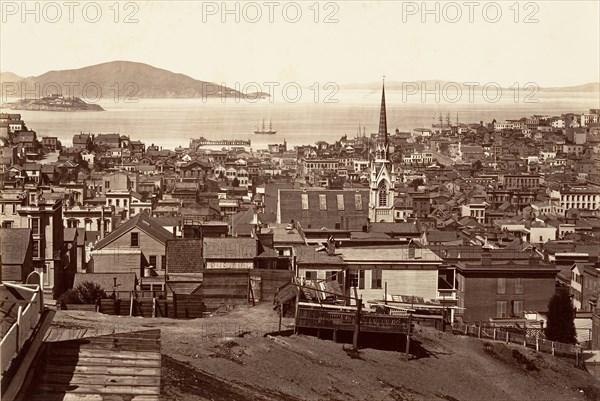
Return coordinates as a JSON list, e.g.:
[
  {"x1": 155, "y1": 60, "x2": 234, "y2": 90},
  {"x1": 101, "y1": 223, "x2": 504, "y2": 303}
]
[
  {"x1": 378, "y1": 80, "x2": 388, "y2": 149},
  {"x1": 369, "y1": 79, "x2": 396, "y2": 224}
]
